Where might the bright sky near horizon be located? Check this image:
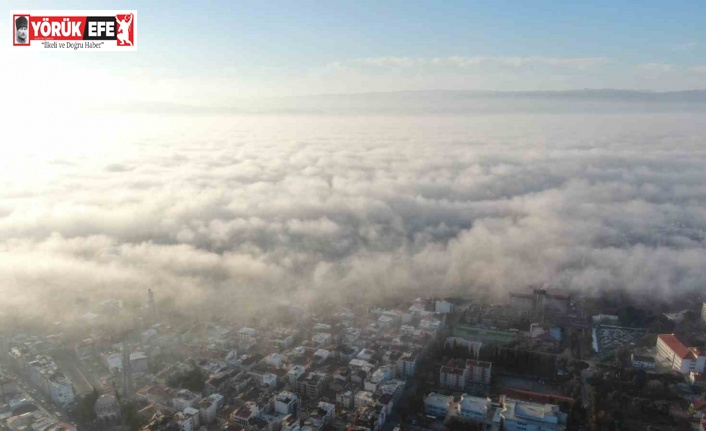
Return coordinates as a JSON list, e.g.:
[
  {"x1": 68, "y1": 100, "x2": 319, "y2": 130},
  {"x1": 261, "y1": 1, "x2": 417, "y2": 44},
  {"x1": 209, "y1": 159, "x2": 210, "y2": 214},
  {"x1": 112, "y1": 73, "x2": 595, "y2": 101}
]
[{"x1": 2, "y1": 0, "x2": 706, "y2": 108}]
